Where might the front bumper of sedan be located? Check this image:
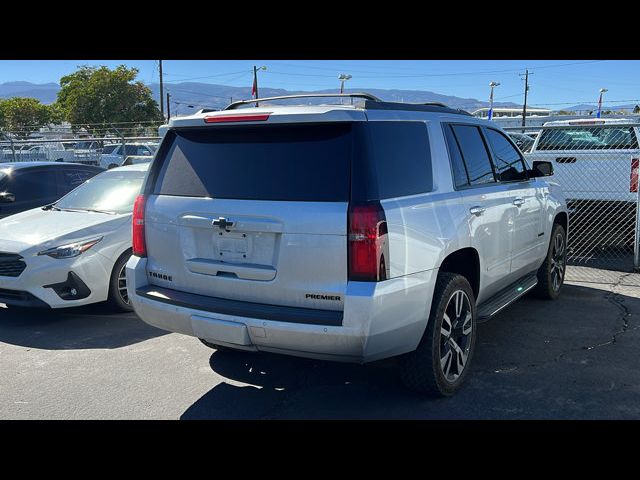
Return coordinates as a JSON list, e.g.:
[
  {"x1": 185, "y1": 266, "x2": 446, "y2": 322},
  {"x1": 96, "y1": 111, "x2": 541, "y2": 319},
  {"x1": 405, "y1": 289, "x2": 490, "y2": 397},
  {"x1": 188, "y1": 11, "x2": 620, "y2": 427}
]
[{"x1": 0, "y1": 249, "x2": 114, "y2": 308}]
